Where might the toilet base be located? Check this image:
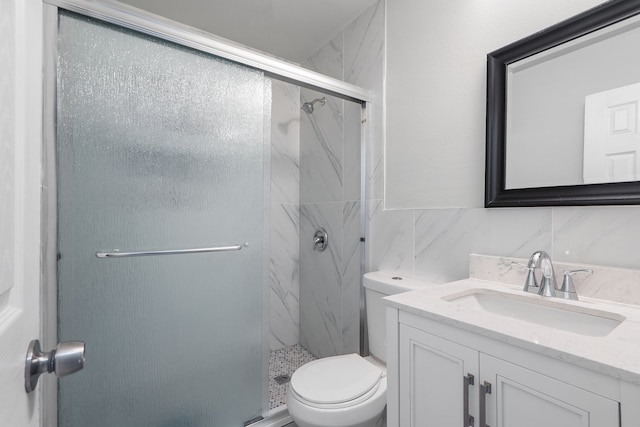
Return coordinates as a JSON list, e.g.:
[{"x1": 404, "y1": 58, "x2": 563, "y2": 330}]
[{"x1": 288, "y1": 406, "x2": 385, "y2": 427}]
